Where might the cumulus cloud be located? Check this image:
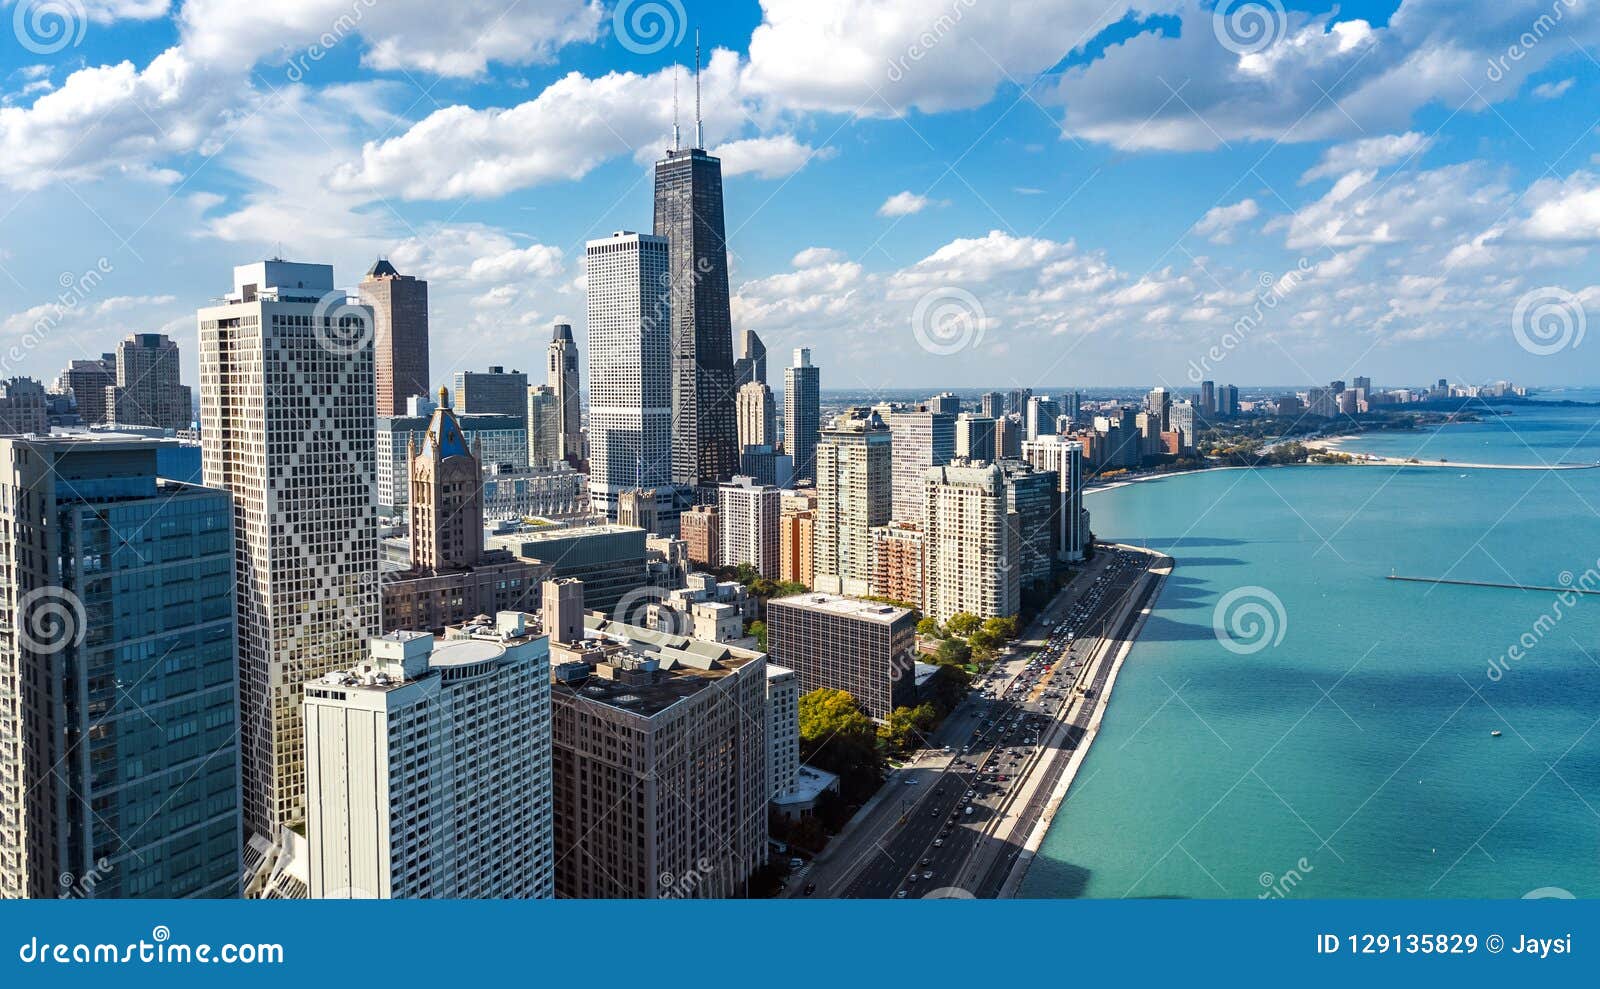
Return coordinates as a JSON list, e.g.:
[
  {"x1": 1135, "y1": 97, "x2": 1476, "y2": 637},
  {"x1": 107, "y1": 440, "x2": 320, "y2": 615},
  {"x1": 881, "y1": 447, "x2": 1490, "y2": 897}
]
[
  {"x1": 878, "y1": 191, "x2": 933, "y2": 217},
  {"x1": 1301, "y1": 132, "x2": 1433, "y2": 183},
  {"x1": 711, "y1": 134, "x2": 834, "y2": 178},
  {"x1": 1531, "y1": 77, "x2": 1575, "y2": 100},
  {"x1": 1192, "y1": 199, "x2": 1260, "y2": 243}
]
